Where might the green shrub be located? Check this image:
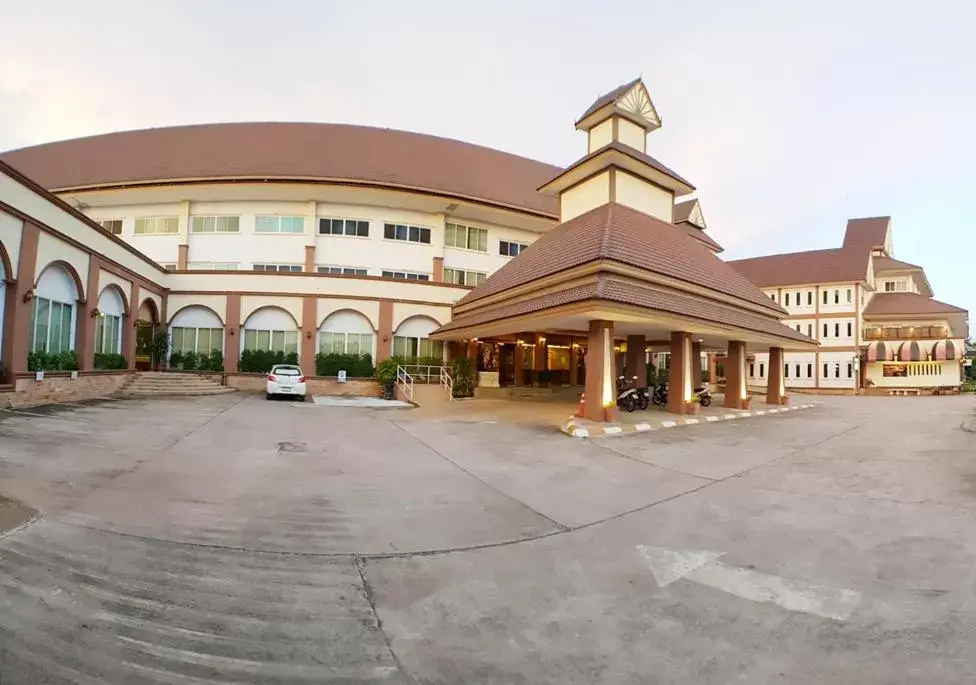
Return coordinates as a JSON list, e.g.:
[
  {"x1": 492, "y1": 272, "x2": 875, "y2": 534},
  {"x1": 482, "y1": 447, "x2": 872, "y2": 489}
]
[
  {"x1": 239, "y1": 349, "x2": 299, "y2": 373},
  {"x1": 93, "y1": 353, "x2": 126, "y2": 370},
  {"x1": 315, "y1": 353, "x2": 373, "y2": 377},
  {"x1": 181, "y1": 351, "x2": 200, "y2": 371},
  {"x1": 28, "y1": 350, "x2": 79, "y2": 371},
  {"x1": 450, "y1": 357, "x2": 476, "y2": 398},
  {"x1": 203, "y1": 349, "x2": 224, "y2": 372},
  {"x1": 375, "y1": 358, "x2": 399, "y2": 383},
  {"x1": 168, "y1": 351, "x2": 184, "y2": 369}
]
